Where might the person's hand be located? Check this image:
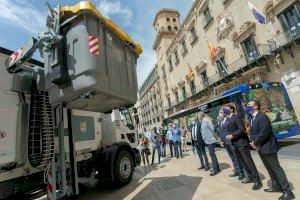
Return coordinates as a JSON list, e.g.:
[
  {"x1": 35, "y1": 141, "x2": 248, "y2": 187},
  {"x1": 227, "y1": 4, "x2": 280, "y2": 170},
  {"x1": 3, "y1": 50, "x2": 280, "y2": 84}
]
[
  {"x1": 226, "y1": 134, "x2": 233, "y2": 141},
  {"x1": 250, "y1": 142, "x2": 260, "y2": 151},
  {"x1": 220, "y1": 142, "x2": 225, "y2": 148}
]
